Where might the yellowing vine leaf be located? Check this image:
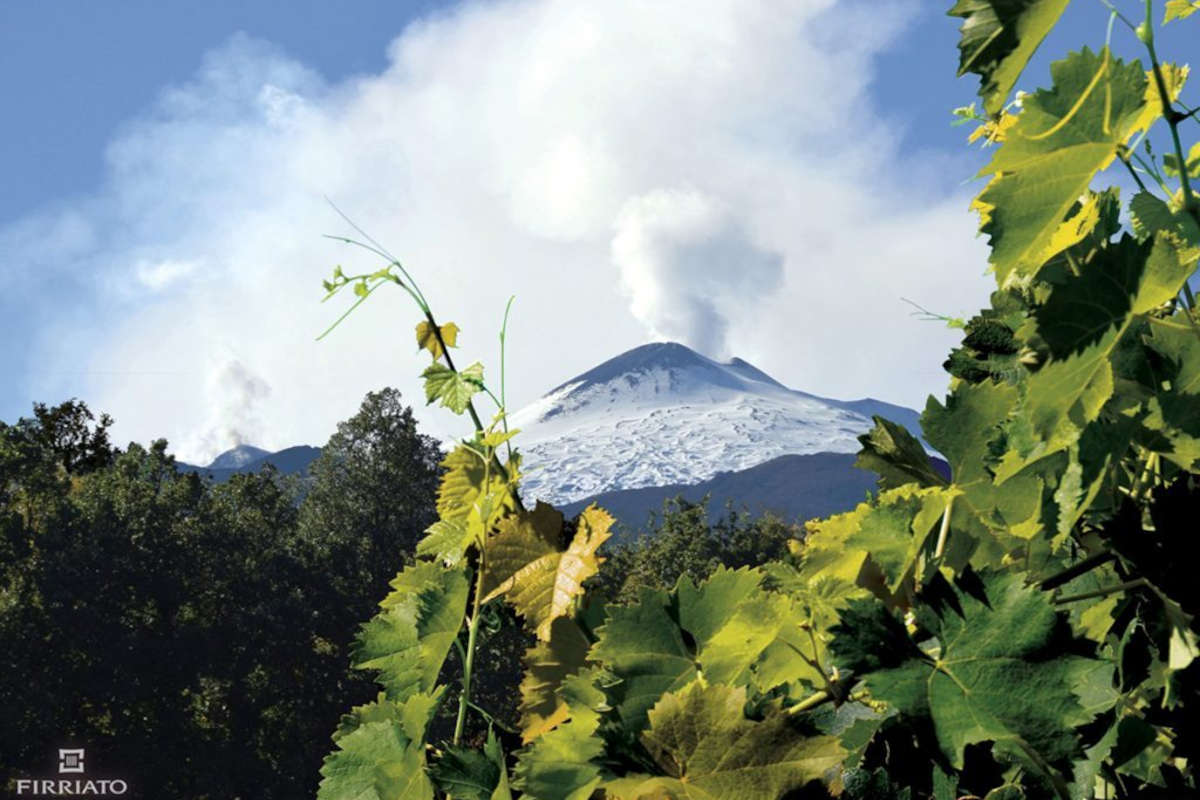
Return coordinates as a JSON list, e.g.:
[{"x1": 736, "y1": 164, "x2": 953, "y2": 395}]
[
  {"x1": 482, "y1": 503, "x2": 613, "y2": 640},
  {"x1": 517, "y1": 616, "x2": 592, "y2": 741},
  {"x1": 603, "y1": 683, "x2": 844, "y2": 800},
  {"x1": 415, "y1": 320, "x2": 460, "y2": 359},
  {"x1": 513, "y1": 669, "x2": 608, "y2": 800},
  {"x1": 974, "y1": 48, "x2": 1157, "y2": 287},
  {"x1": 1165, "y1": 0, "x2": 1200, "y2": 23}
]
